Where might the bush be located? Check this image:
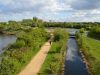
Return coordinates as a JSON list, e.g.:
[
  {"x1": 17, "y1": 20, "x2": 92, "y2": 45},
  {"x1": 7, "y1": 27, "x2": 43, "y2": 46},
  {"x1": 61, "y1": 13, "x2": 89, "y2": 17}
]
[
  {"x1": 0, "y1": 58, "x2": 21, "y2": 75},
  {"x1": 12, "y1": 40, "x2": 25, "y2": 48},
  {"x1": 54, "y1": 28, "x2": 68, "y2": 41},
  {"x1": 88, "y1": 27, "x2": 100, "y2": 39},
  {"x1": 79, "y1": 28, "x2": 85, "y2": 33}
]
